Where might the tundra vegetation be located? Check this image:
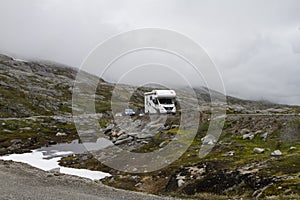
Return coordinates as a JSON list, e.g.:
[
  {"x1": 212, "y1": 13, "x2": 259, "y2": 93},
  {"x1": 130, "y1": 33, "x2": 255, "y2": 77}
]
[{"x1": 0, "y1": 54, "x2": 300, "y2": 199}]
